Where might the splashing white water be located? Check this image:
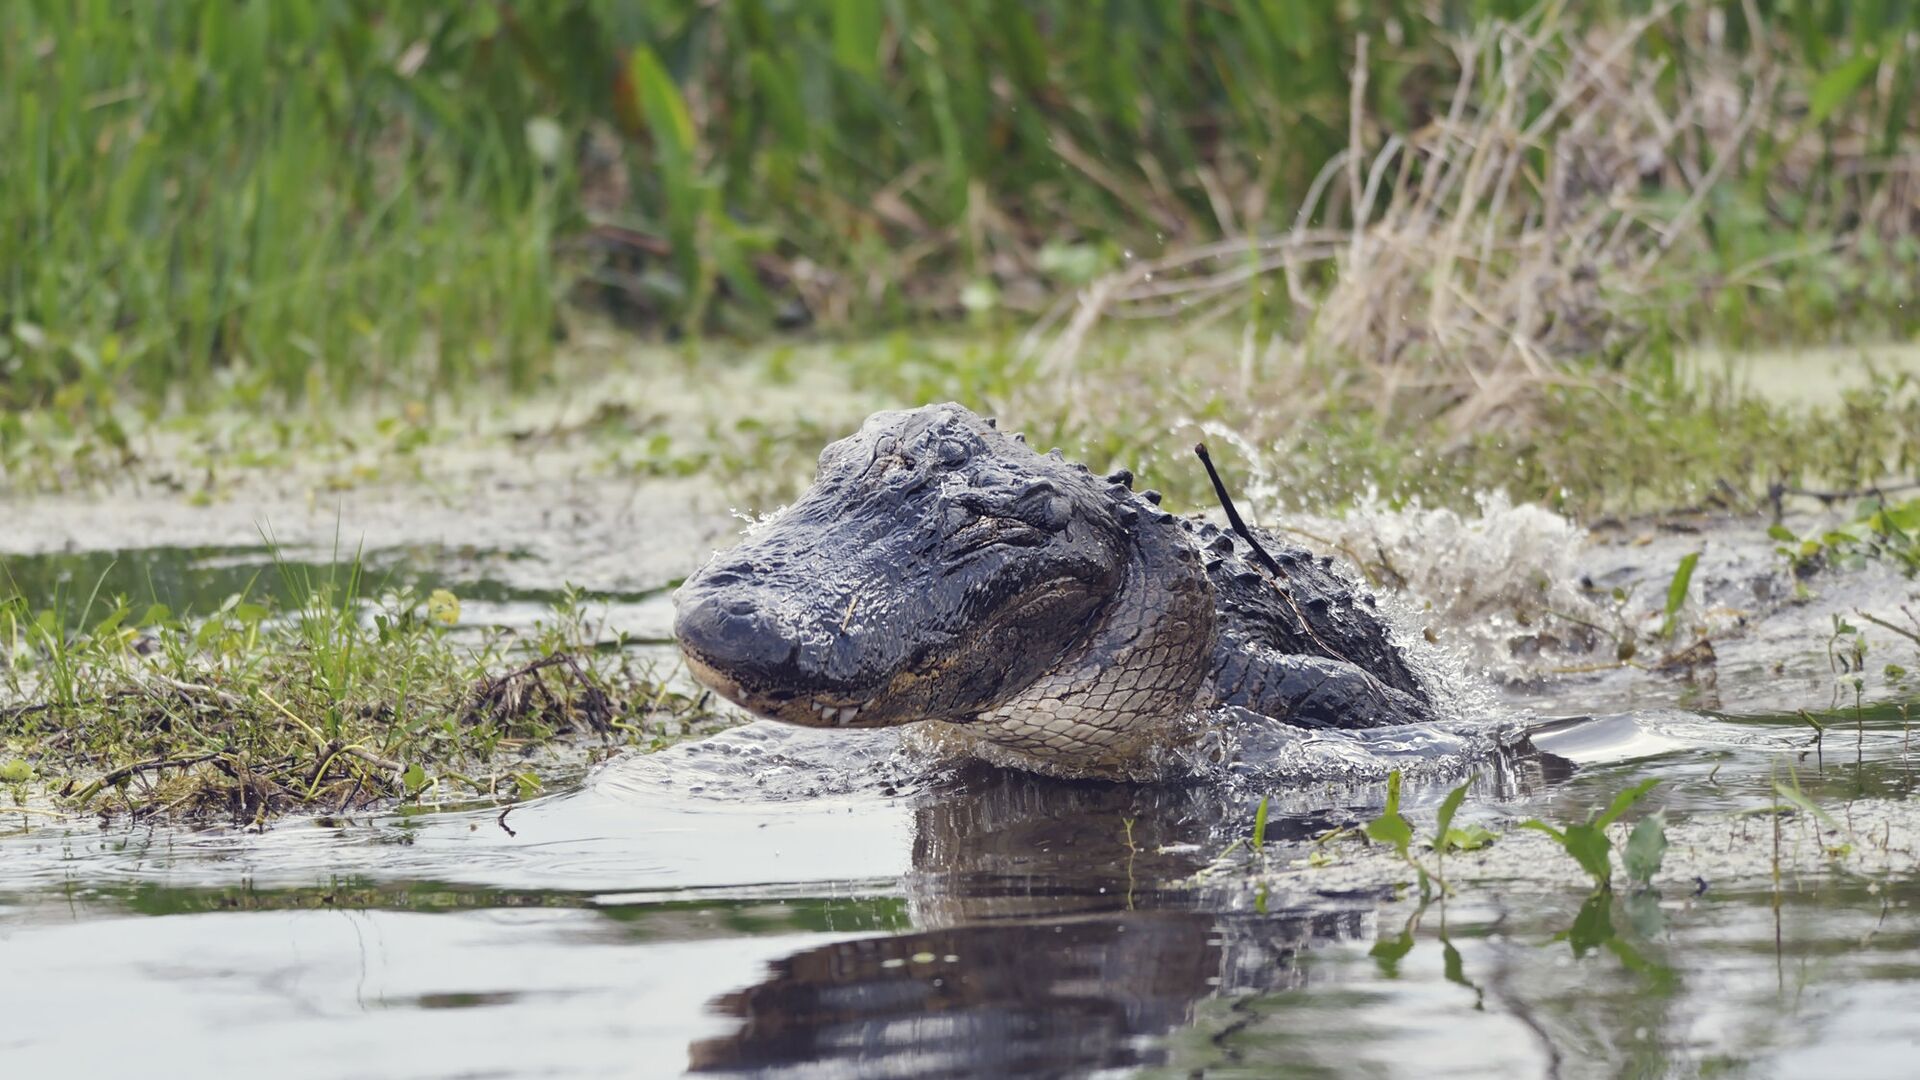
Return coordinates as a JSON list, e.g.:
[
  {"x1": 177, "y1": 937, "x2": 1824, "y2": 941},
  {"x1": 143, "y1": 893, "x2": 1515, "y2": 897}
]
[{"x1": 1280, "y1": 492, "x2": 1615, "y2": 688}]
